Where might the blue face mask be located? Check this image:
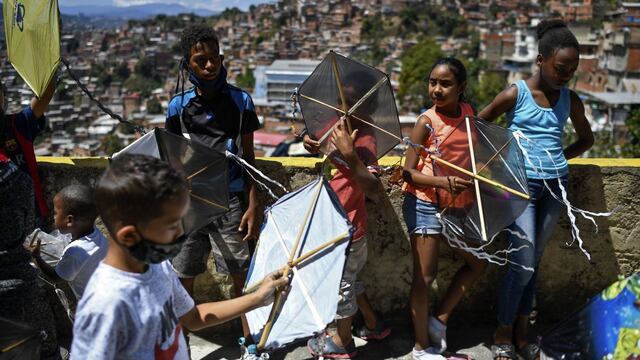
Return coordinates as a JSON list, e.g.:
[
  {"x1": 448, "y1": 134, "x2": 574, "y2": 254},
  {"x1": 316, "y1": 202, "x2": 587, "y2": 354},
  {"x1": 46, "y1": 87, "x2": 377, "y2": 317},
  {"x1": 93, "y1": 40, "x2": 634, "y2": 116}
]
[
  {"x1": 128, "y1": 233, "x2": 187, "y2": 264},
  {"x1": 188, "y1": 65, "x2": 228, "y2": 93}
]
